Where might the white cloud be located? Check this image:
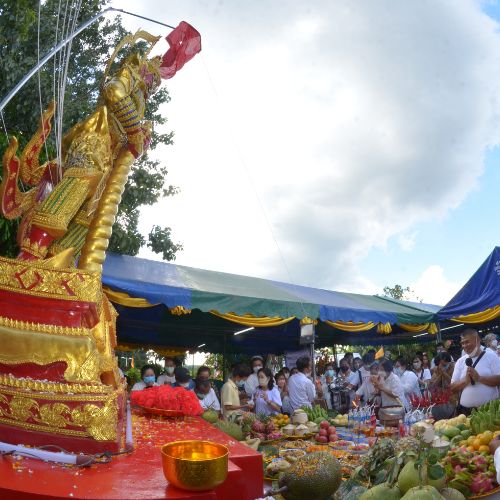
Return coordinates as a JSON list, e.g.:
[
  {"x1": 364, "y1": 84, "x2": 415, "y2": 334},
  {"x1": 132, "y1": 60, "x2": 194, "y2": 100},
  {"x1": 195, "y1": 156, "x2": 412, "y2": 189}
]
[
  {"x1": 398, "y1": 231, "x2": 418, "y2": 252},
  {"x1": 115, "y1": 0, "x2": 500, "y2": 292},
  {"x1": 411, "y1": 265, "x2": 461, "y2": 306}
]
